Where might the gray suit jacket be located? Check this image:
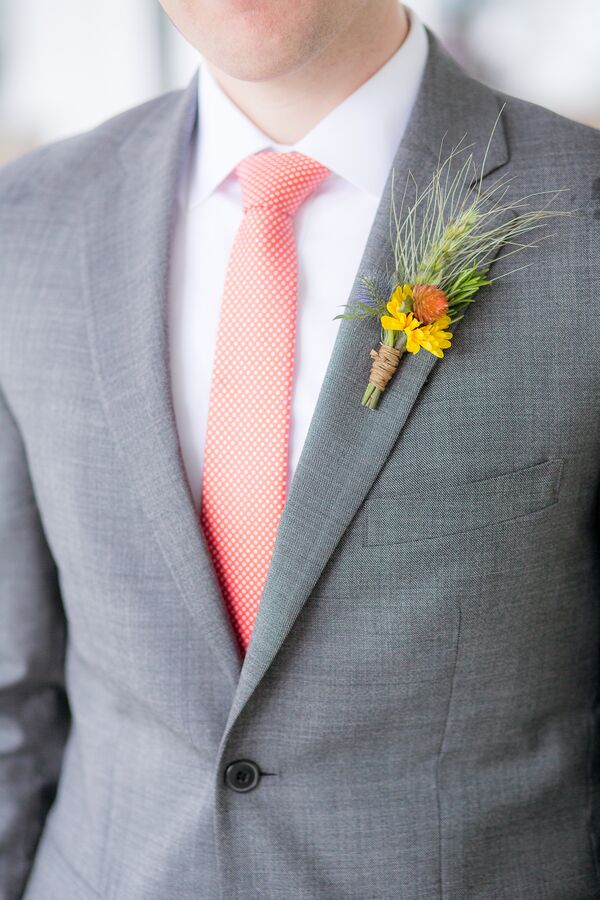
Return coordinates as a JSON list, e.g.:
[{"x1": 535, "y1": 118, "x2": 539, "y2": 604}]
[{"x1": 1, "y1": 29, "x2": 599, "y2": 900}]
